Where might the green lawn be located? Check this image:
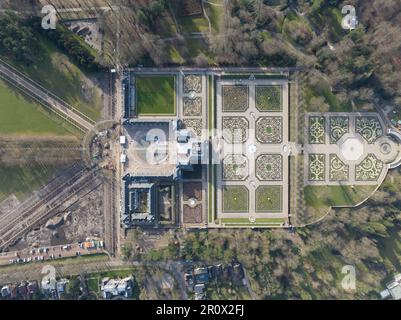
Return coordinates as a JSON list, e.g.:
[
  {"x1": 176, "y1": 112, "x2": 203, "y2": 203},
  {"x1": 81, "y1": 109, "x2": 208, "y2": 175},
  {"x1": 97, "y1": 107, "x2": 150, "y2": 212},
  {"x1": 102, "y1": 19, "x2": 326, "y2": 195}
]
[
  {"x1": 255, "y1": 85, "x2": 282, "y2": 112},
  {"x1": 222, "y1": 185, "x2": 249, "y2": 213},
  {"x1": 0, "y1": 163, "x2": 61, "y2": 202},
  {"x1": 3, "y1": 37, "x2": 102, "y2": 121},
  {"x1": 0, "y1": 78, "x2": 81, "y2": 203},
  {"x1": 304, "y1": 185, "x2": 378, "y2": 209},
  {"x1": 179, "y1": 16, "x2": 210, "y2": 33},
  {"x1": 206, "y1": 1, "x2": 224, "y2": 33},
  {"x1": 136, "y1": 76, "x2": 176, "y2": 115},
  {"x1": 221, "y1": 218, "x2": 285, "y2": 224},
  {"x1": 255, "y1": 186, "x2": 283, "y2": 212},
  {"x1": 308, "y1": 3, "x2": 345, "y2": 42},
  {"x1": 0, "y1": 79, "x2": 74, "y2": 136}
]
